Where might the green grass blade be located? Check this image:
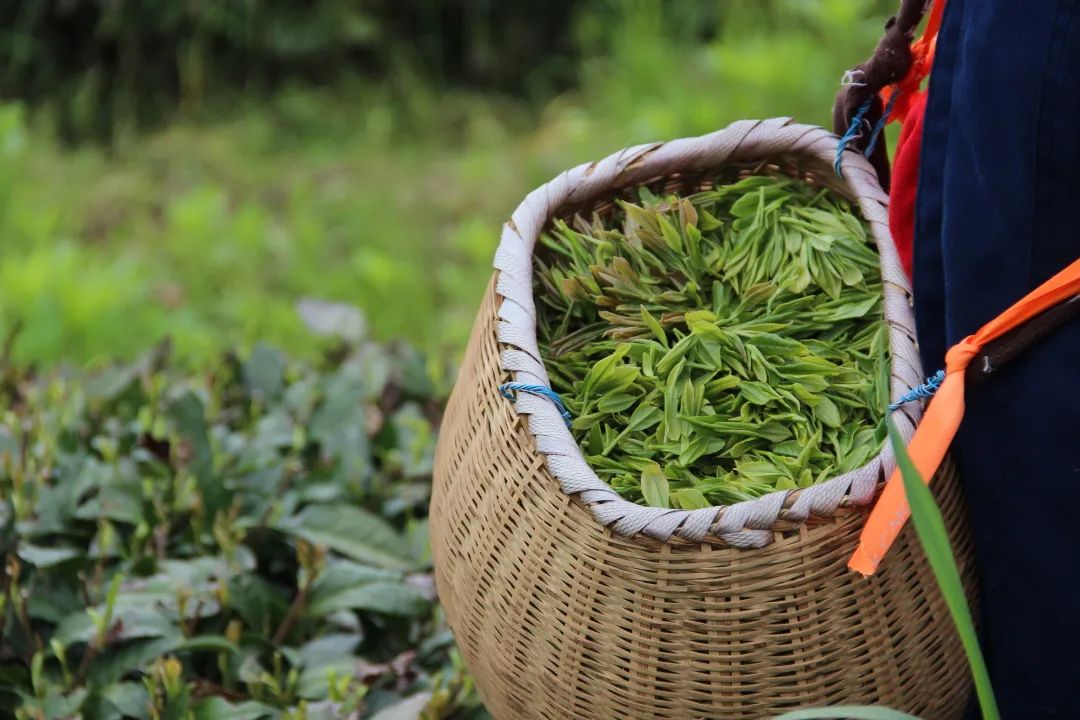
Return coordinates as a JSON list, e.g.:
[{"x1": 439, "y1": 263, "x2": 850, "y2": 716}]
[
  {"x1": 773, "y1": 706, "x2": 922, "y2": 720},
  {"x1": 887, "y1": 419, "x2": 1000, "y2": 720}
]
